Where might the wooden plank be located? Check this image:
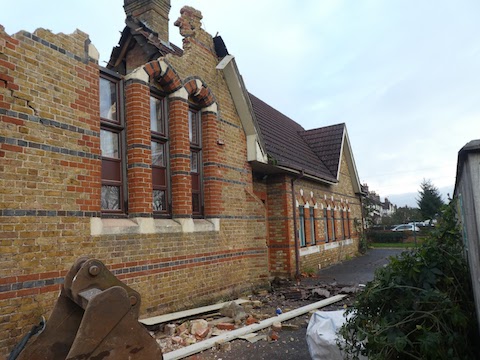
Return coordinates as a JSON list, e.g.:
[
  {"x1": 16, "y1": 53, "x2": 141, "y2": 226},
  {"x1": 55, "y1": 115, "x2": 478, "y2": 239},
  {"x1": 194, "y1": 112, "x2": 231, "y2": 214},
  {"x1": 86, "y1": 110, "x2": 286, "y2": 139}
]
[
  {"x1": 140, "y1": 299, "x2": 250, "y2": 326},
  {"x1": 163, "y1": 294, "x2": 346, "y2": 360}
]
